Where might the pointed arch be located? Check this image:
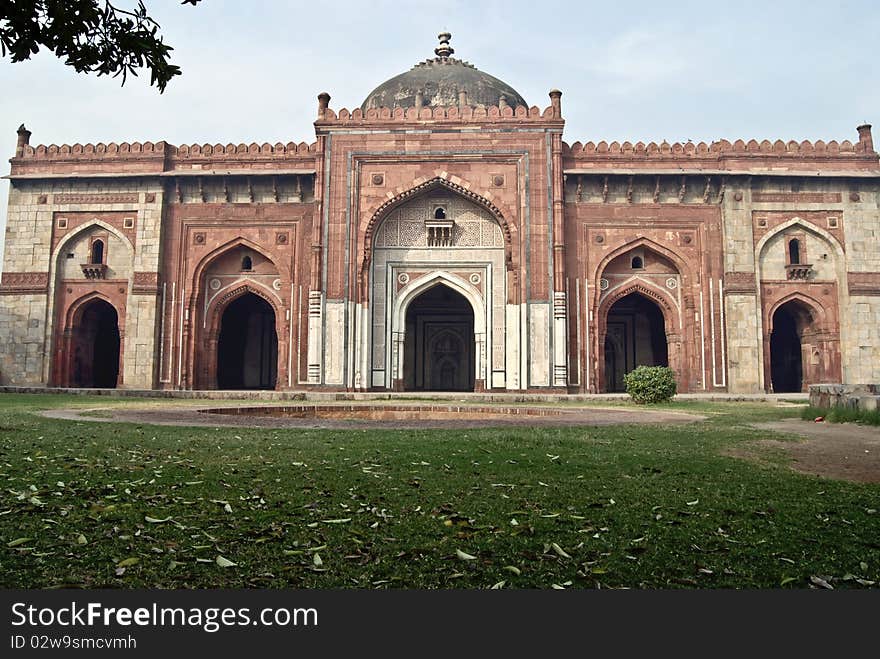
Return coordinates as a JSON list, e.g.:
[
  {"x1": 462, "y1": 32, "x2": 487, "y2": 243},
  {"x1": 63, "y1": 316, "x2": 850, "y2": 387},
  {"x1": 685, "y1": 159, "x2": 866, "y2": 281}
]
[
  {"x1": 50, "y1": 219, "x2": 134, "y2": 265},
  {"x1": 756, "y1": 217, "x2": 844, "y2": 263},
  {"x1": 196, "y1": 282, "x2": 284, "y2": 391},
  {"x1": 362, "y1": 176, "x2": 517, "y2": 276},
  {"x1": 766, "y1": 291, "x2": 827, "y2": 334},
  {"x1": 393, "y1": 270, "x2": 487, "y2": 336},
  {"x1": 190, "y1": 236, "x2": 286, "y2": 303}
]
